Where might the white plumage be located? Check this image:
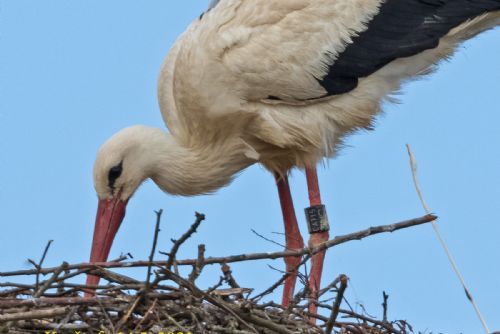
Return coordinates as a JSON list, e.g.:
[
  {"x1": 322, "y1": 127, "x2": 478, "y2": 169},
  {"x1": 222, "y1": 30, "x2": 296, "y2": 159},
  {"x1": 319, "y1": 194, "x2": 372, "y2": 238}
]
[
  {"x1": 155, "y1": 0, "x2": 500, "y2": 177},
  {"x1": 87, "y1": 0, "x2": 500, "y2": 302}
]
